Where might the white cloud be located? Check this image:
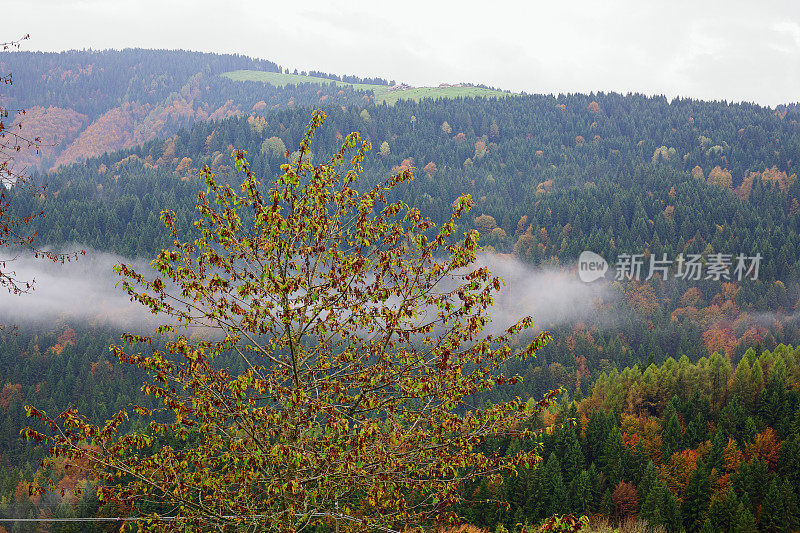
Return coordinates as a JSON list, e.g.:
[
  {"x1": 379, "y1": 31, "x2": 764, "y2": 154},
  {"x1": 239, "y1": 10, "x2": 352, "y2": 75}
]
[
  {"x1": 477, "y1": 253, "x2": 617, "y2": 334},
  {"x1": 773, "y1": 20, "x2": 800, "y2": 49},
  {"x1": 0, "y1": 247, "x2": 617, "y2": 338},
  {"x1": 0, "y1": 249, "x2": 161, "y2": 330}
]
